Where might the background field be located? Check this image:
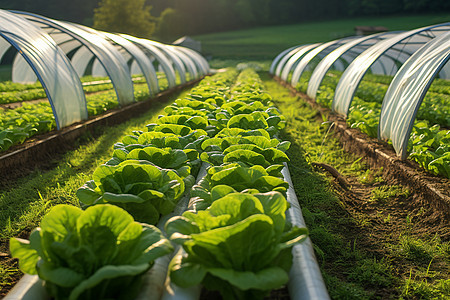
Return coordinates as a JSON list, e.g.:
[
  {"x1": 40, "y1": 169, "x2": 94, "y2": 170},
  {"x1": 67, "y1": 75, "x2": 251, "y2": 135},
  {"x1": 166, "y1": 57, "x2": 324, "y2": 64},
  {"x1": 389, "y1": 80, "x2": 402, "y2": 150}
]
[{"x1": 193, "y1": 14, "x2": 450, "y2": 65}]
